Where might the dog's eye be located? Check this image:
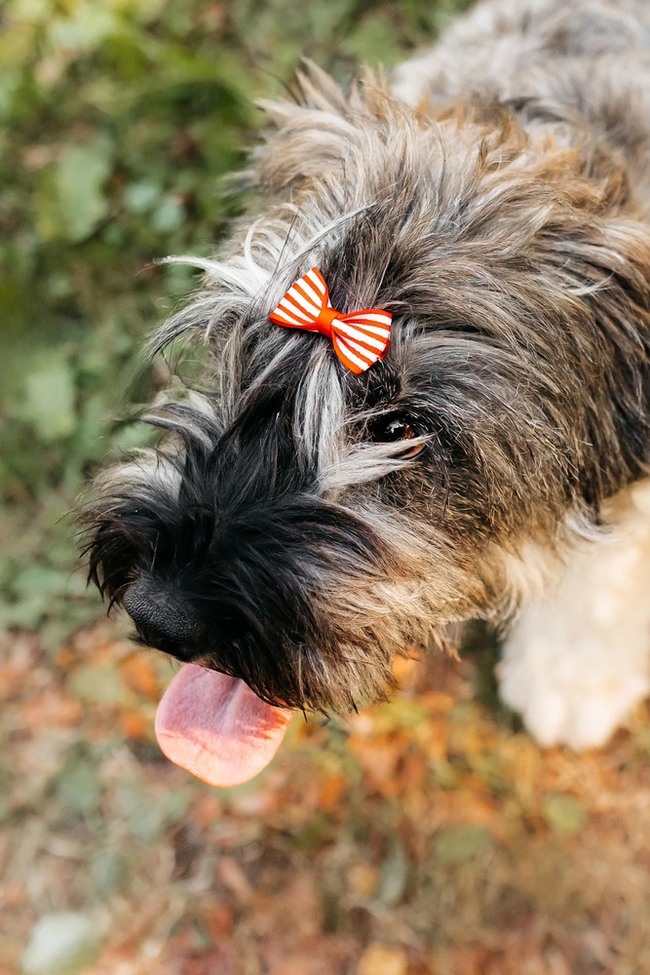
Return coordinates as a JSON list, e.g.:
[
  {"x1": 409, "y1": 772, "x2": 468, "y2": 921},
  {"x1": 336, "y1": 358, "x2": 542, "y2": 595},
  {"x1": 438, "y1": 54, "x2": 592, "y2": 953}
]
[
  {"x1": 383, "y1": 418, "x2": 415, "y2": 441},
  {"x1": 373, "y1": 416, "x2": 427, "y2": 459}
]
